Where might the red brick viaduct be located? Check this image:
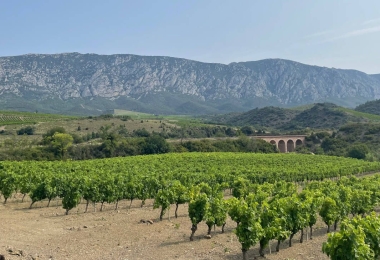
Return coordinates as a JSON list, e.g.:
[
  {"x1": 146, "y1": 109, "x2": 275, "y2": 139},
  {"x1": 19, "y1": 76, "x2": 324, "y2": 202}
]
[{"x1": 252, "y1": 135, "x2": 306, "y2": 153}]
